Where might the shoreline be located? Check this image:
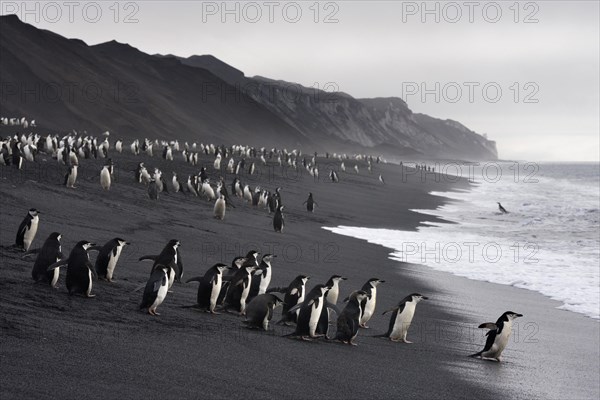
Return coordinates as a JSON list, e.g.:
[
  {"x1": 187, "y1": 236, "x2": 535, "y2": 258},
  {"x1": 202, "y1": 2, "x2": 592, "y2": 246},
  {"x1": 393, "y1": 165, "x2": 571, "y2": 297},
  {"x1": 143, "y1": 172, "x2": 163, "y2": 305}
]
[{"x1": 1, "y1": 147, "x2": 598, "y2": 399}]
